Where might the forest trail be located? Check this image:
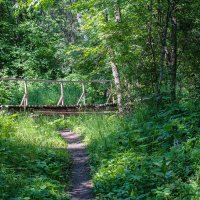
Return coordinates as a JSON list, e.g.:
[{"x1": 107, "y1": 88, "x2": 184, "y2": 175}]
[{"x1": 61, "y1": 130, "x2": 93, "y2": 200}]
